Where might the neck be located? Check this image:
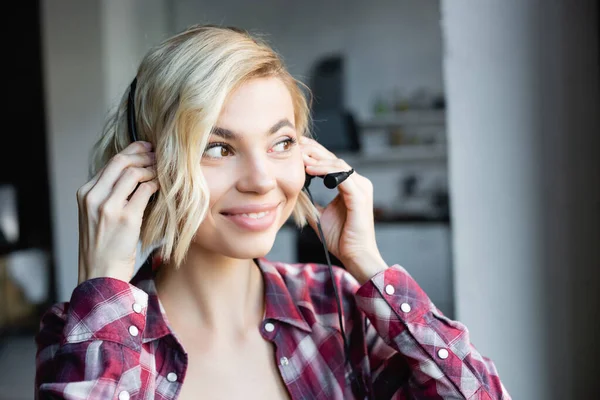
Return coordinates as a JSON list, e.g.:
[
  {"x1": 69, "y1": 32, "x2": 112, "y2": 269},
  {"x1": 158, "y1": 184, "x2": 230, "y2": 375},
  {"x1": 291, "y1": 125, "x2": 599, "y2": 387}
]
[{"x1": 155, "y1": 246, "x2": 265, "y2": 339}]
